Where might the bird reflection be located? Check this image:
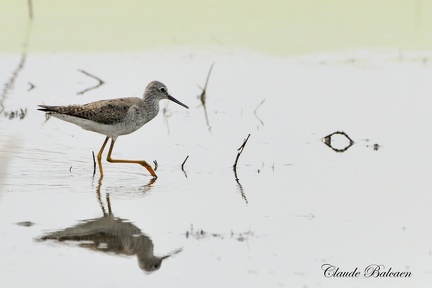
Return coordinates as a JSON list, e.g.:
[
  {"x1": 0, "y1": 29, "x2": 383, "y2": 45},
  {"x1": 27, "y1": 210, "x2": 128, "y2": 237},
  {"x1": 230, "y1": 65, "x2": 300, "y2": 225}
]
[{"x1": 40, "y1": 177, "x2": 181, "y2": 272}]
